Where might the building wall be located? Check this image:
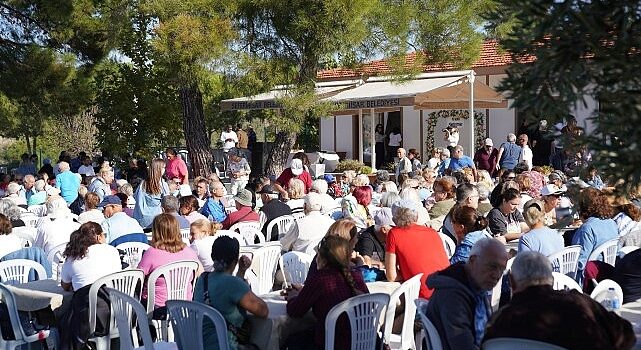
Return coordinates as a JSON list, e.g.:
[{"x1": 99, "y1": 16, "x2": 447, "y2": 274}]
[
  {"x1": 335, "y1": 115, "x2": 354, "y2": 159},
  {"x1": 402, "y1": 107, "x2": 421, "y2": 154},
  {"x1": 320, "y1": 116, "x2": 334, "y2": 151}
]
